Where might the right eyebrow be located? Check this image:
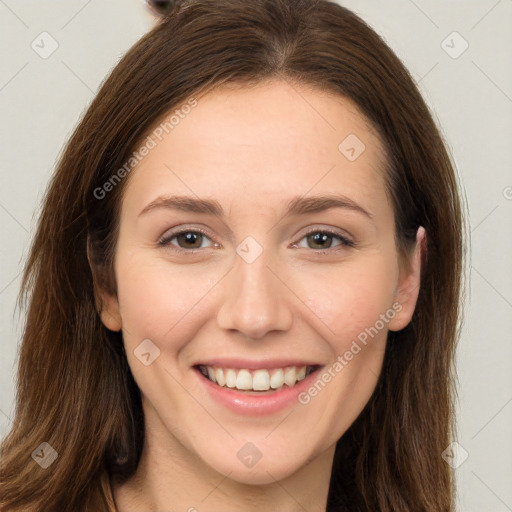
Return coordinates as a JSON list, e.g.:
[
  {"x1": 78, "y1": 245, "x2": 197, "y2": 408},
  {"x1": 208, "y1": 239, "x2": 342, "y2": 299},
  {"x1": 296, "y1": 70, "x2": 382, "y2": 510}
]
[{"x1": 139, "y1": 195, "x2": 224, "y2": 218}]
